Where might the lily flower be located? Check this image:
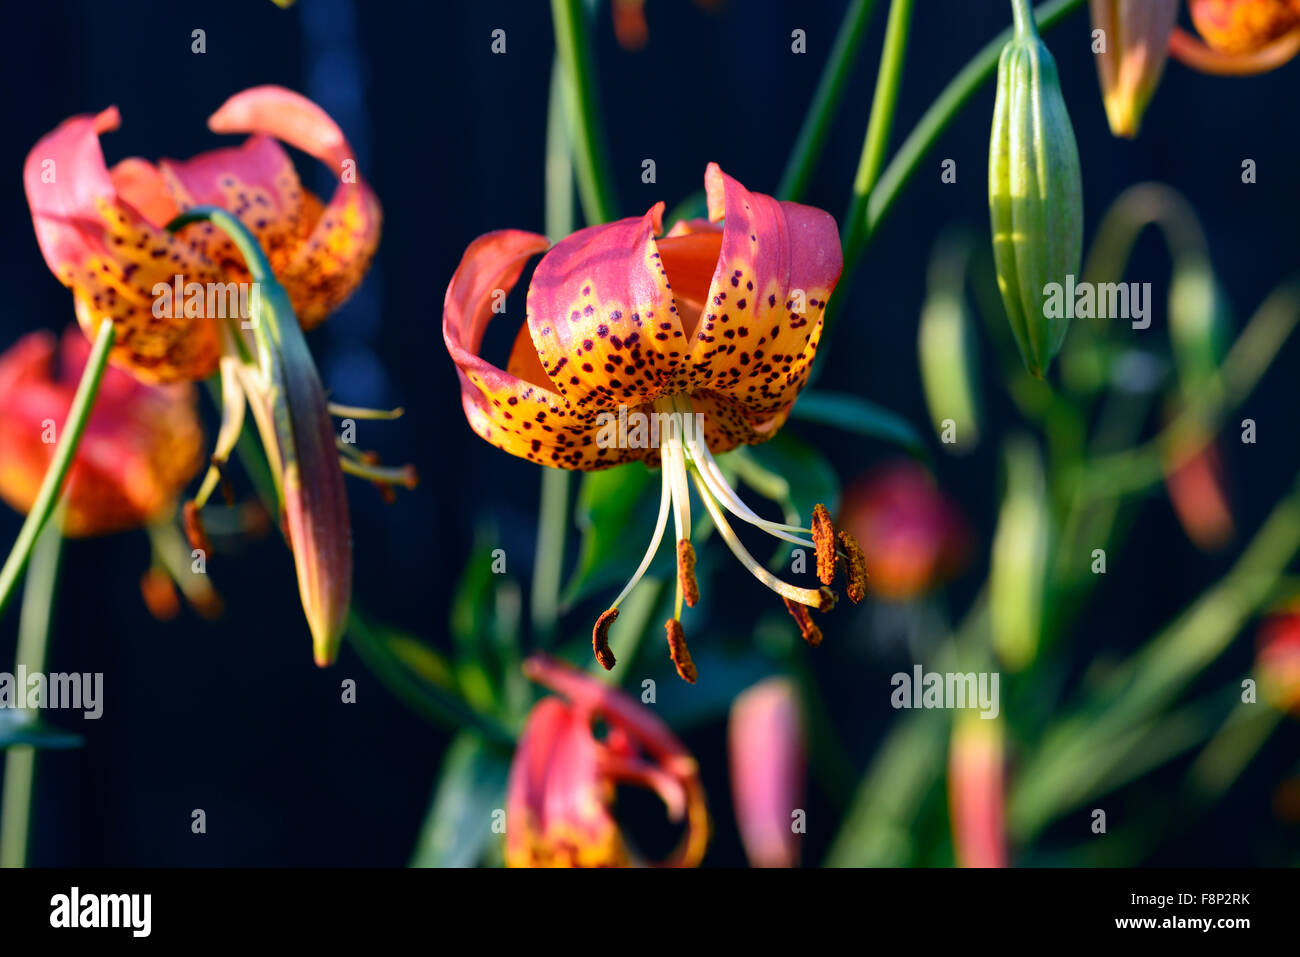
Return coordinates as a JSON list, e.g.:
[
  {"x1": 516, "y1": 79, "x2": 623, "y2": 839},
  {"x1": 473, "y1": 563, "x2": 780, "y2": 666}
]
[
  {"x1": 24, "y1": 87, "x2": 411, "y2": 665},
  {"x1": 444, "y1": 164, "x2": 862, "y2": 681},
  {"x1": 505, "y1": 654, "x2": 709, "y2": 867},
  {"x1": 839, "y1": 460, "x2": 972, "y2": 601},
  {"x1": 0, "y1": 327, "x2": 202, "y2": 537},
  {"x1": 0, "y1": 326, "x2": 221, "y2": 617},
  {"x1": 1171, "y1": 0, "x2": 1300, "y2": 73}
]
